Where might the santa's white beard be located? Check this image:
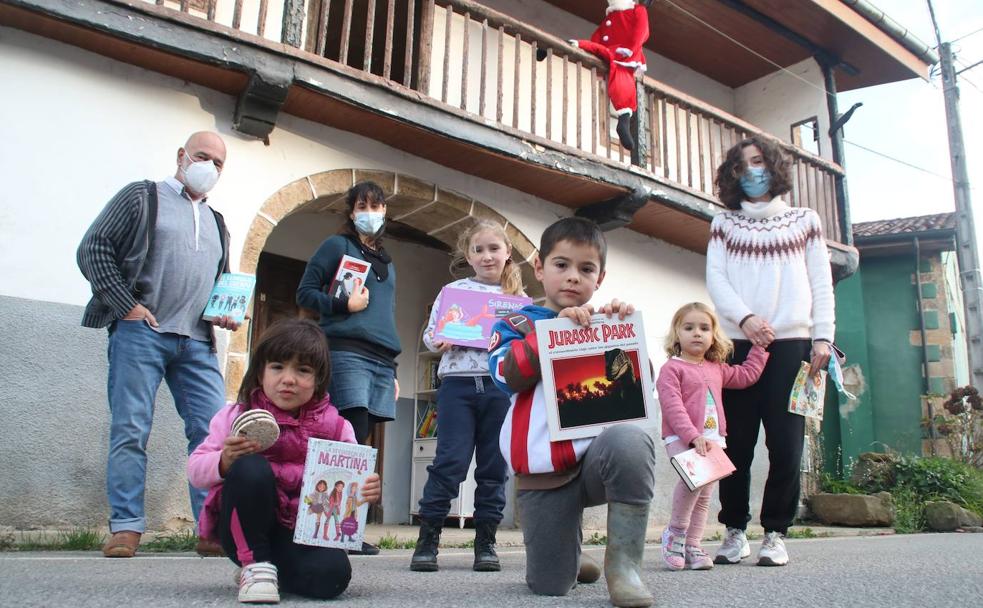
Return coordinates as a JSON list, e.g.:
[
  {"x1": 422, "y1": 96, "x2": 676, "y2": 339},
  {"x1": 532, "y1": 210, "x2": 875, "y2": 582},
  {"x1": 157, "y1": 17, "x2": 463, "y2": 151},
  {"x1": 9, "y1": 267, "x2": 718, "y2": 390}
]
[{"x1": 607, "y1": 0, "x2": 635, "y2": 13}]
